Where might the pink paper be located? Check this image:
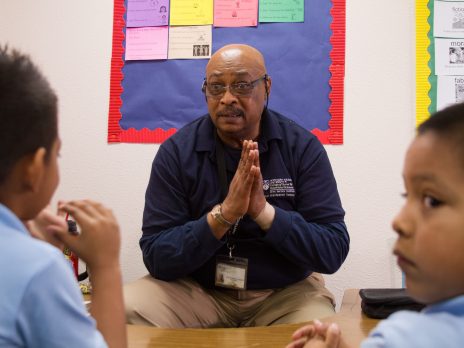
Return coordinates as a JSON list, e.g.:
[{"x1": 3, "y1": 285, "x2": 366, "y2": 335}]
[
  {"x1": 213, "y1": 0, "x2": 258, "y2": 27},
  {"x1": 125, "y1": 27, "x2": 168, "y2": 61}
]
